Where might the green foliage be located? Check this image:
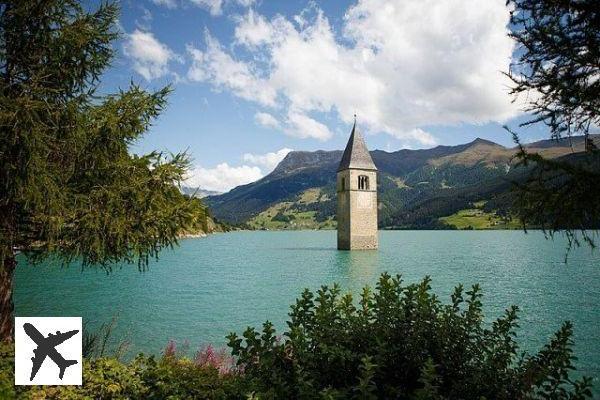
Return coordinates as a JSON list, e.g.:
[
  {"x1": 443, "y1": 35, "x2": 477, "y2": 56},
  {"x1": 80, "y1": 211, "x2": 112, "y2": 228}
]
[
  {"x1": 227, "y1": 273, "x2": 592, "y2": 399},
  {"x1": 0, "y1": 342, "x2": 248, "y2": 400},
  {"x1": 271, "y1": 212, "x2": 295, "y2": 223},
  {"x1": 0, "y1": 0, "x2": 207, "y2": 266},
  {"x1": 439, "y1": 207, "x2": 520, "y2": 230},
  {"x1": 507, "y1": 0, "x2": 599, "y2": 140},
  {"x1": 0, "y1": 342, "x2": 18, "y2": 399},
  {"x1": 137, "y1": 355, "x2": 246, "y2": 399},
  {"x1": 0, "y1": 0, "x2": 207, "y2": 339},
  {"x1": 506, "y1": 0, "x2": 600, "y2": 251},
  {"x1": 511, "y1": 136, "x2": 600, "y2": 253}
]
